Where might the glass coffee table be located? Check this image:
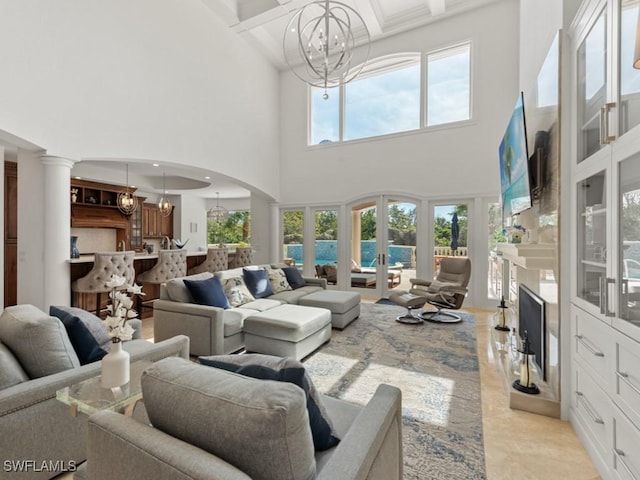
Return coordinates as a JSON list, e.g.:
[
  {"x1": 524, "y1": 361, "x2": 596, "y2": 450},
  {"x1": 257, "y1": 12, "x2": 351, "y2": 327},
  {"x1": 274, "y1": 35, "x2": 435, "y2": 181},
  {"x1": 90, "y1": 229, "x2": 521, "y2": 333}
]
[{"x1": 56, "y1": 360, "x2": 152, "y2": 417}]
